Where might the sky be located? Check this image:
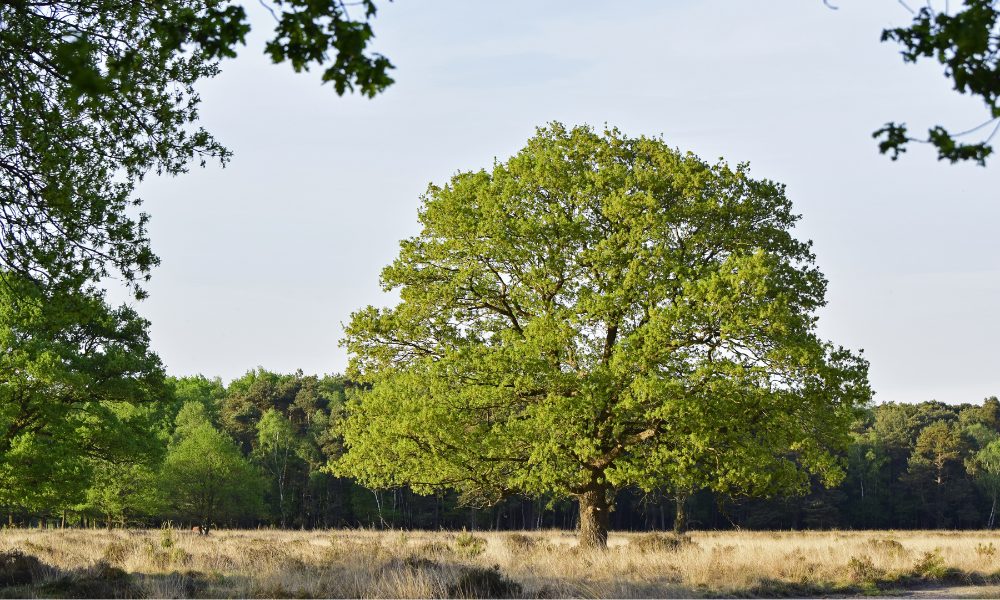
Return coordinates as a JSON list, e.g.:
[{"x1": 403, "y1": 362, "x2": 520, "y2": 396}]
[{"x1": 129, "y1": 0, "x2": 999, "y2": 404}]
